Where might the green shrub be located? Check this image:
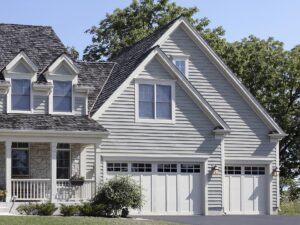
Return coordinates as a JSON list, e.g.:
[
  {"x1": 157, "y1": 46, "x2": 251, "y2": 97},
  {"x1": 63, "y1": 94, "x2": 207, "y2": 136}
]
[
  {"x1": 78, "y1": 202, "x2": 106, "y2": 217},
  {"x1": 16, "y1": 203, "x2": 38, "y2": 215},
  {"x1": 121, "y1": 207, "x2": 129, "y2": 218},
  {"x1": 280, "y1": 201, "x2": 300, "y2": 215},
  {"x1": 92, "y1": 176, "x2": 143, "y2": 216},
  {"x1": 60, "y1": 204, "x2": 79, "y2": 216},
  {"x1": 35, "y1": 202, "x2": 57, "y2": 216}
]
